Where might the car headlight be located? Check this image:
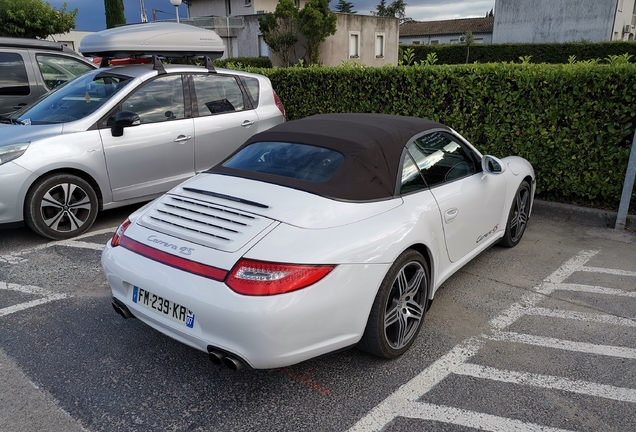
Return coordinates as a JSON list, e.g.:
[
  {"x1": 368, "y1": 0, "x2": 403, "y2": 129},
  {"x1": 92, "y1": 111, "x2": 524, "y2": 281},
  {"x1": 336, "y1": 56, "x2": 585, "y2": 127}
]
[{"x1": 0, "y1": 142, "x2": 30, "y2": 166}]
